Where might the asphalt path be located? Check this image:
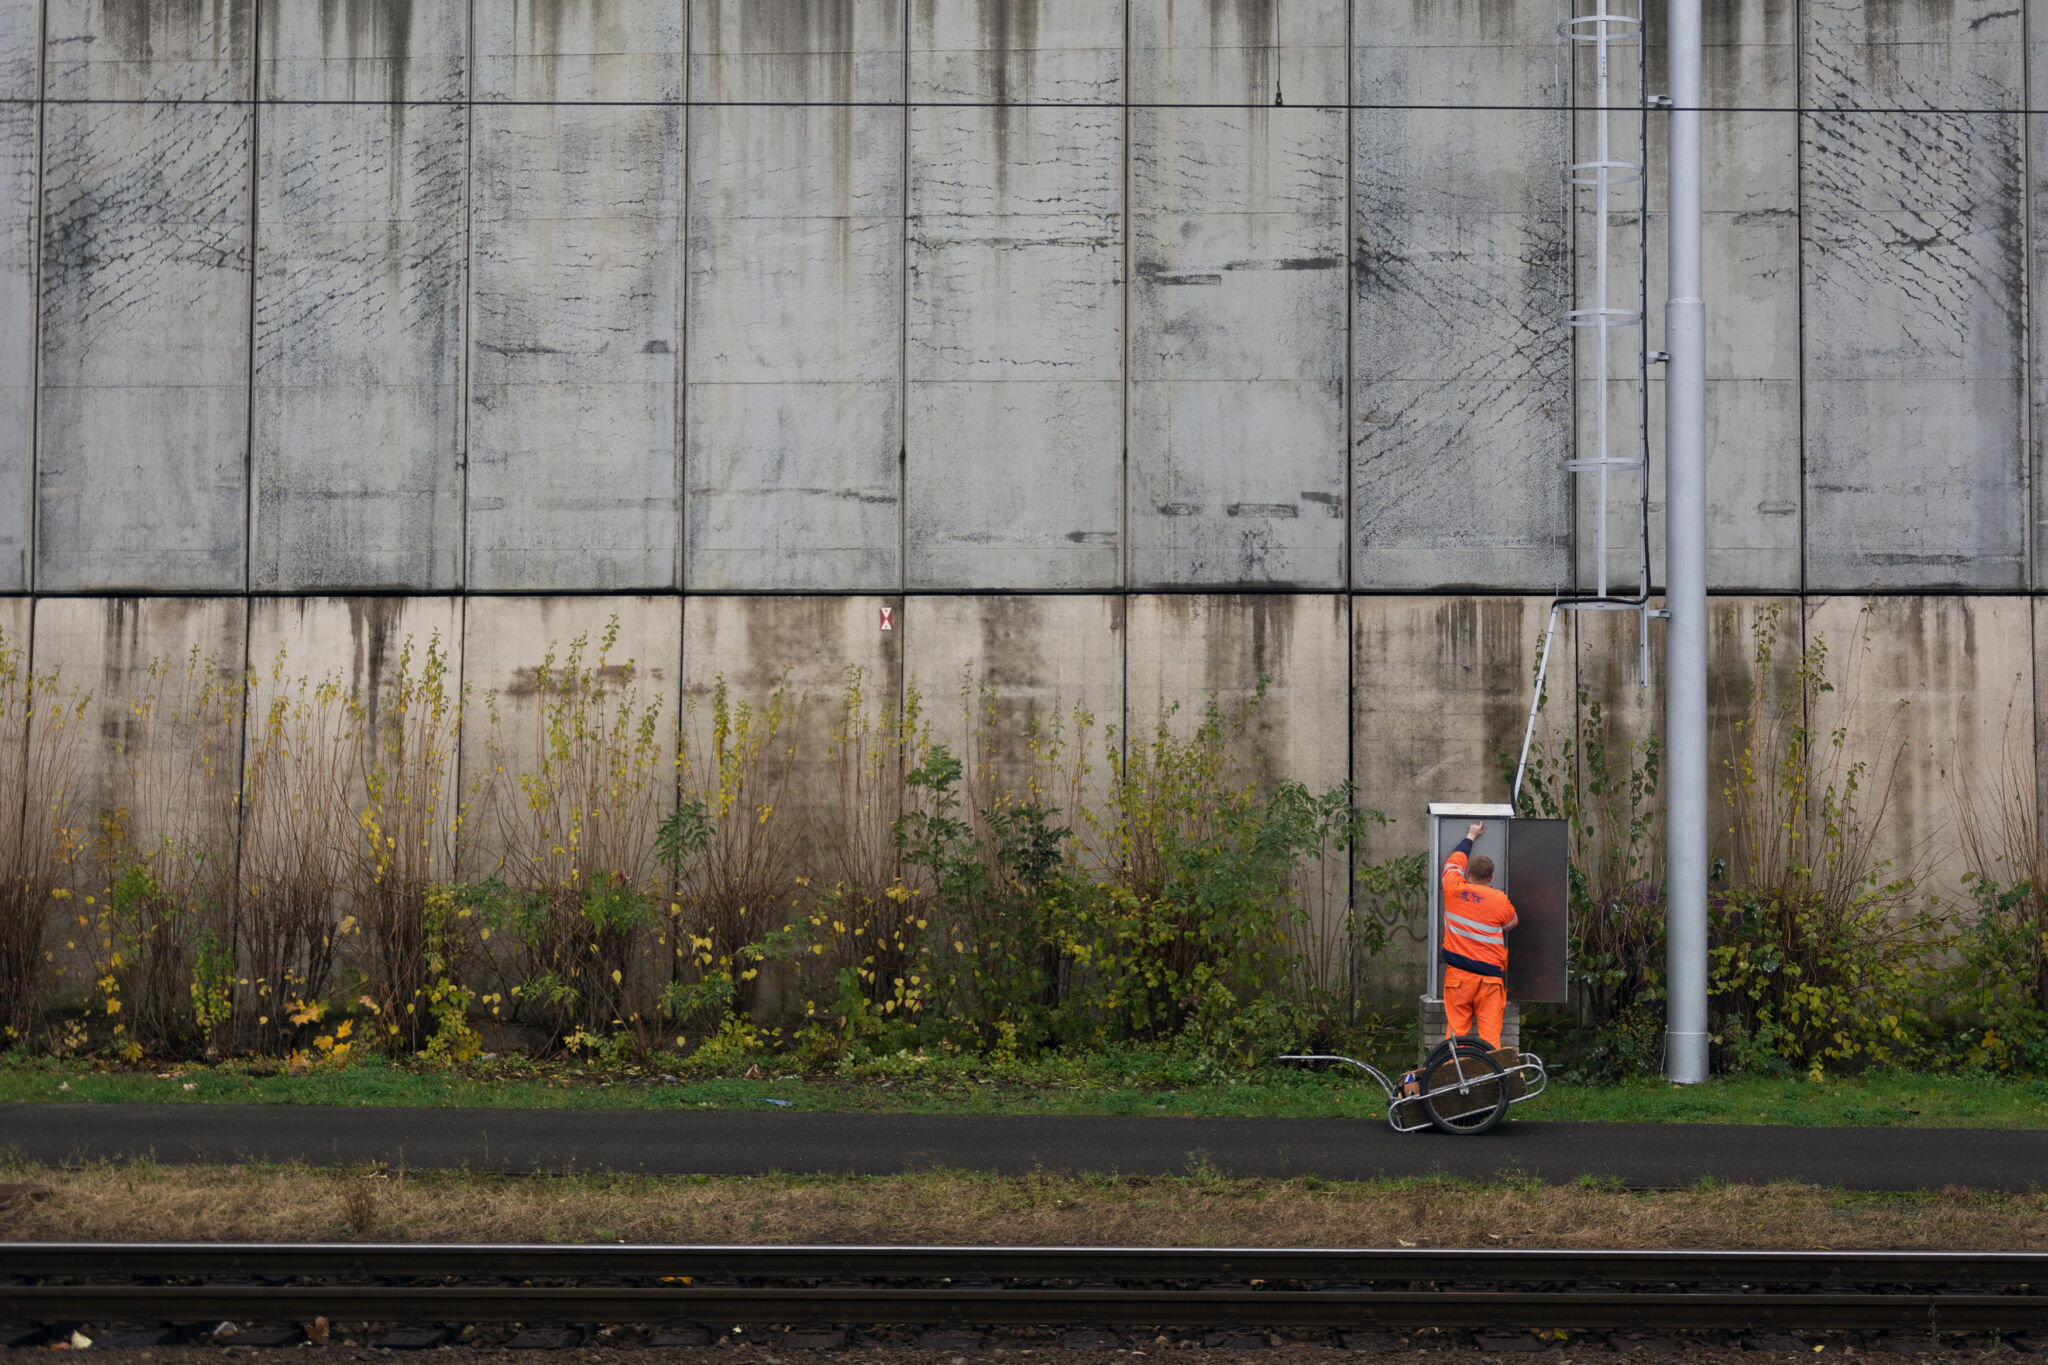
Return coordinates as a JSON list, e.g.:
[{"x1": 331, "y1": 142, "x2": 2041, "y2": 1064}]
[{"x1": 1, "y1": 1103, "x2": 2041, "y2": 1190}]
